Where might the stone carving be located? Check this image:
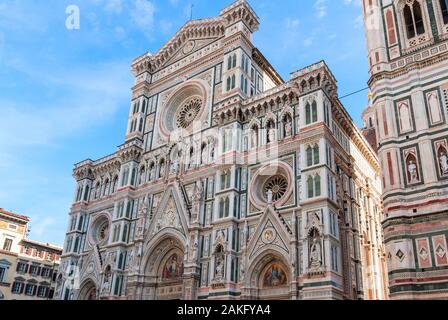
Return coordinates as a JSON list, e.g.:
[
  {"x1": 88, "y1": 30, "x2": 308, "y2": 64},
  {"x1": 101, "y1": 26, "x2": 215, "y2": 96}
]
[
  {"x1": 439, "y1": 151, "x2": 448, "y2": 174},
  {"x1": 309, "y1": 238, "x2": 322, "y2": 269},
  {"x1": 266, "y1": 189, "x2": 273, "y2": 204},
  {"x1": 407, "y1": 160, "x2": 418, "y2": 183},
  {"x1": 284, "y1": 118, "x2": 292, "y2": 137}
]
